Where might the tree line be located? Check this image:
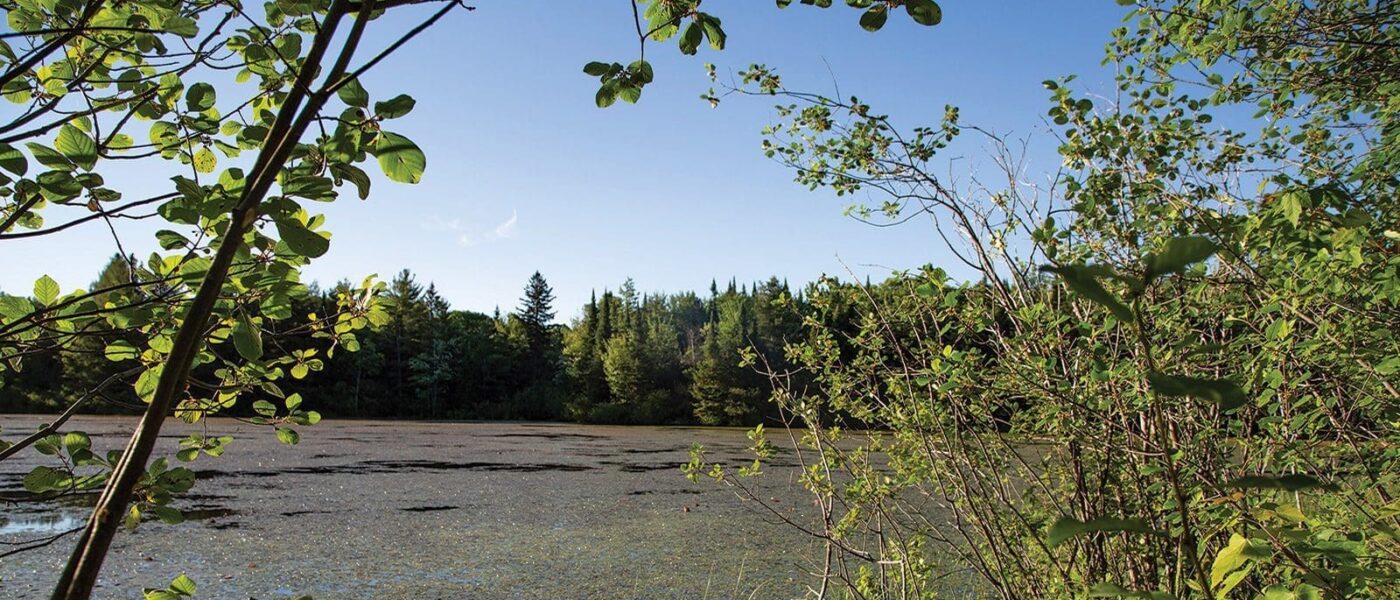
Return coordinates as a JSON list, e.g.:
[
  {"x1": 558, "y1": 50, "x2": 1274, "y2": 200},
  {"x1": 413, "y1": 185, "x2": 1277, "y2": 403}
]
[{"x1": 0, "y1": 259, "x2": 851, "y2": 426}]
